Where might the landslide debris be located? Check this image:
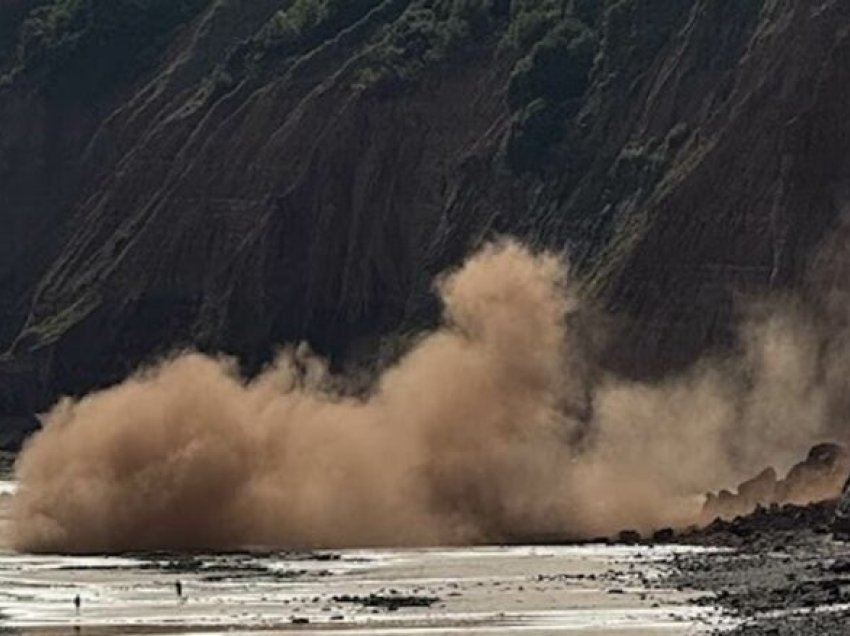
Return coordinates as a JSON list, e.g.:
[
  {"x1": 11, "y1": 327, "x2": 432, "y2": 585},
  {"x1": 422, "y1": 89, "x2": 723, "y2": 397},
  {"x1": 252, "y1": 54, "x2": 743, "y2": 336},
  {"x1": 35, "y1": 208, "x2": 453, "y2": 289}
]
[{"x1": 702, "y1": 444, "x2": 850, "y2": 524}]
